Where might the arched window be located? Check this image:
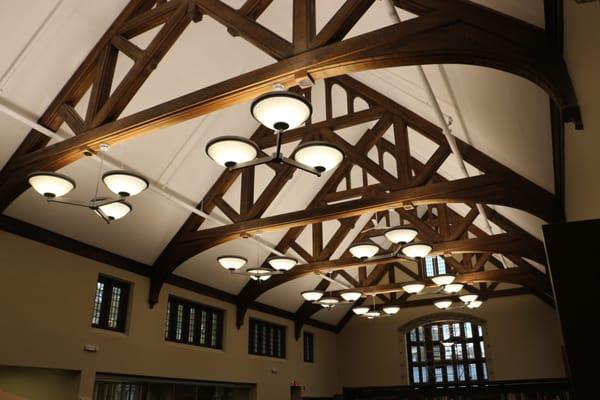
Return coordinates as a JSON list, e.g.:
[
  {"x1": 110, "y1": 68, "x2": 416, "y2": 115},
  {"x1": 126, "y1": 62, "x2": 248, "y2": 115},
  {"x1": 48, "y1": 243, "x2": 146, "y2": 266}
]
[{"x1": 405, "y1": 317, "x2": 488, "y2": 385}]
